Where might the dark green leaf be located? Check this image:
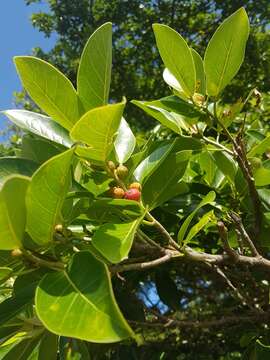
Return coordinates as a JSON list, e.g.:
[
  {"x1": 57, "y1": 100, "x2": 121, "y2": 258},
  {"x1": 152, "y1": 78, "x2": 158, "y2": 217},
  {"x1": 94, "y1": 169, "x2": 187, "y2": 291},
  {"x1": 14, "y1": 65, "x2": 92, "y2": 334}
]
[{"x1": 177, "y1": 191, "x2": 216, "y2": 244}]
